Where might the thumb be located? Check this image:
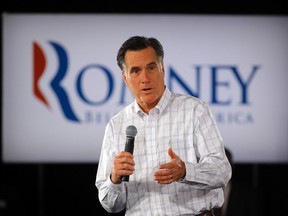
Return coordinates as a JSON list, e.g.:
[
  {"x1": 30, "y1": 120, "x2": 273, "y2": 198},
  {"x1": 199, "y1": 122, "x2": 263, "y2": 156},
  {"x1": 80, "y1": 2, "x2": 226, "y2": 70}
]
[
  {"x1": 168, "y1": 147, "x2": 183, "y2": 168},
  {"x1": 168, "y1": 147, "x2": 179, "y2": 160}
]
